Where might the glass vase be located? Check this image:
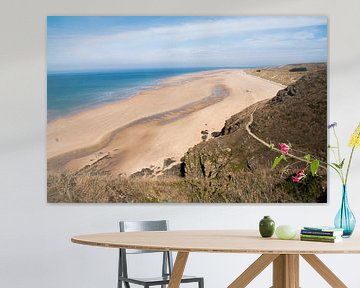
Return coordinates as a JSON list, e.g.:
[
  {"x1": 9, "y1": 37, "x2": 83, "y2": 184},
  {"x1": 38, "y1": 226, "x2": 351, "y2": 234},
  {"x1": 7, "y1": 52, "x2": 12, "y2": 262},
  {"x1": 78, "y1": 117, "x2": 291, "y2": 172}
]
[{"x1": 334, "y1": 185, "x2": 356, "y2": 237}]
